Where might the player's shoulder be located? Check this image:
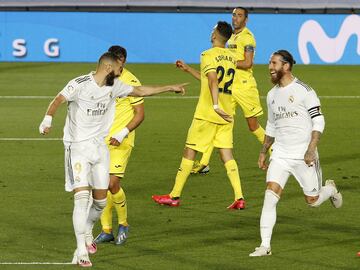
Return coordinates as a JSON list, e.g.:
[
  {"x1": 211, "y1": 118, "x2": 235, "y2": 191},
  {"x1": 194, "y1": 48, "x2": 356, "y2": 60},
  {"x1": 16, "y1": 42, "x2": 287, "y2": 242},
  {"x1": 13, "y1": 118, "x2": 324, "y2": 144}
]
[
  {"x1": 71, "y1": 73, "x2": 92, "y2": 85},
  {"x1": 120, "y1": 68, "x2": 141, "y2": 86},
  {"x1": 241, "y1": 27, "x2": 256, "y2": 43},
  {"x1": 201, "y1": 48, "x2": 213, "y2": 57},
  {"x1": 242, "y1": 27, "x2": 255, "y2": 37},
  {"x1": 294, "y1": 78, "x2": 315, "y2": 93}
]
